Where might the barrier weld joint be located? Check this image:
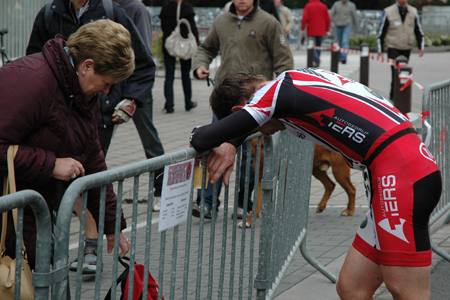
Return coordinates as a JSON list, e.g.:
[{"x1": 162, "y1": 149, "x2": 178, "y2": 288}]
[
  {"x1": 261, "y1": 177, "x2": 276, "y2": 191},
  {"x1": 32, "y1": 264, "x2": 69, "y2": 287},
  {"x1": 253, "y1": 278, "x2": 270, "y2": 290}
]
